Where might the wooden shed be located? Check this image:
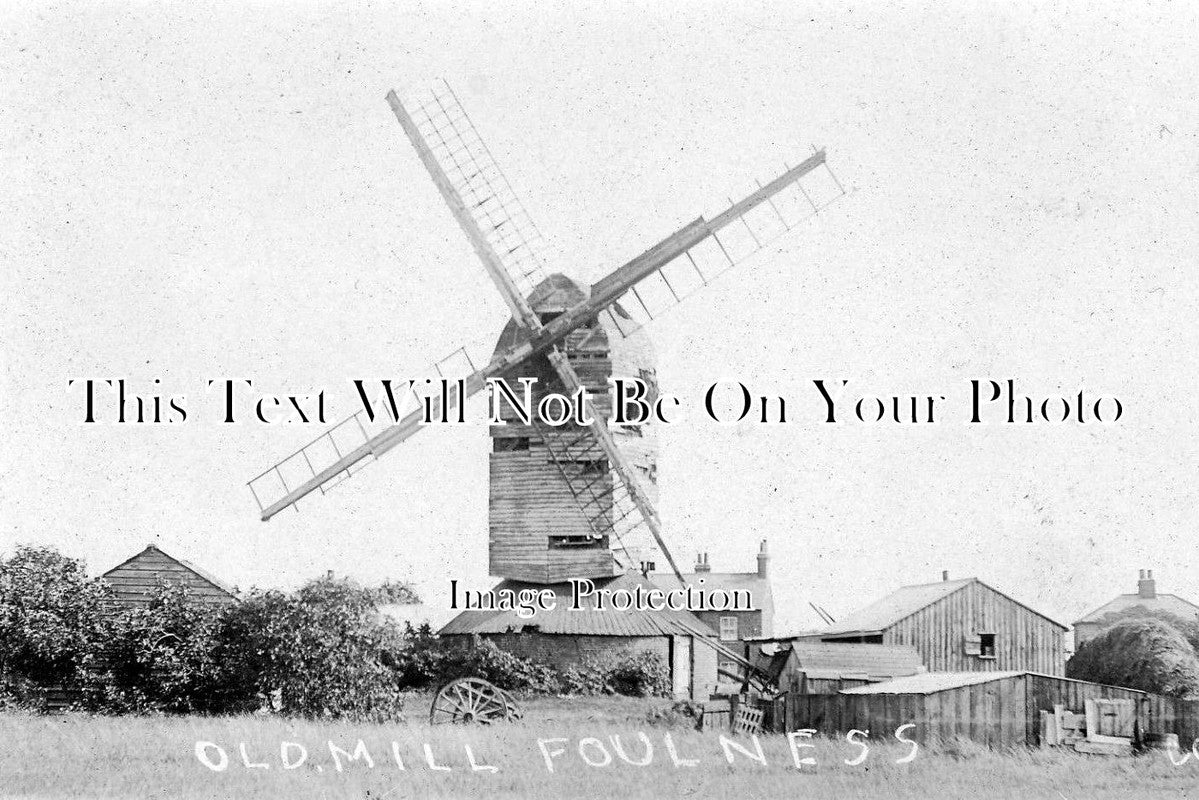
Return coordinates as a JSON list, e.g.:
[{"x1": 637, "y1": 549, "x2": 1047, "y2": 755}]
[
  {"x1": 101, "y1": 544, "x2": 237, "y2": 608},
  {"x1": 750, "y1": 641, "x2": 926, "y2": 694},
  {"x1": 783, "y1": 671, "x2": 1189, "y2": 749},
  {"x1": 815, "y1": 576, "x2": 1067, "y2": 675}
]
